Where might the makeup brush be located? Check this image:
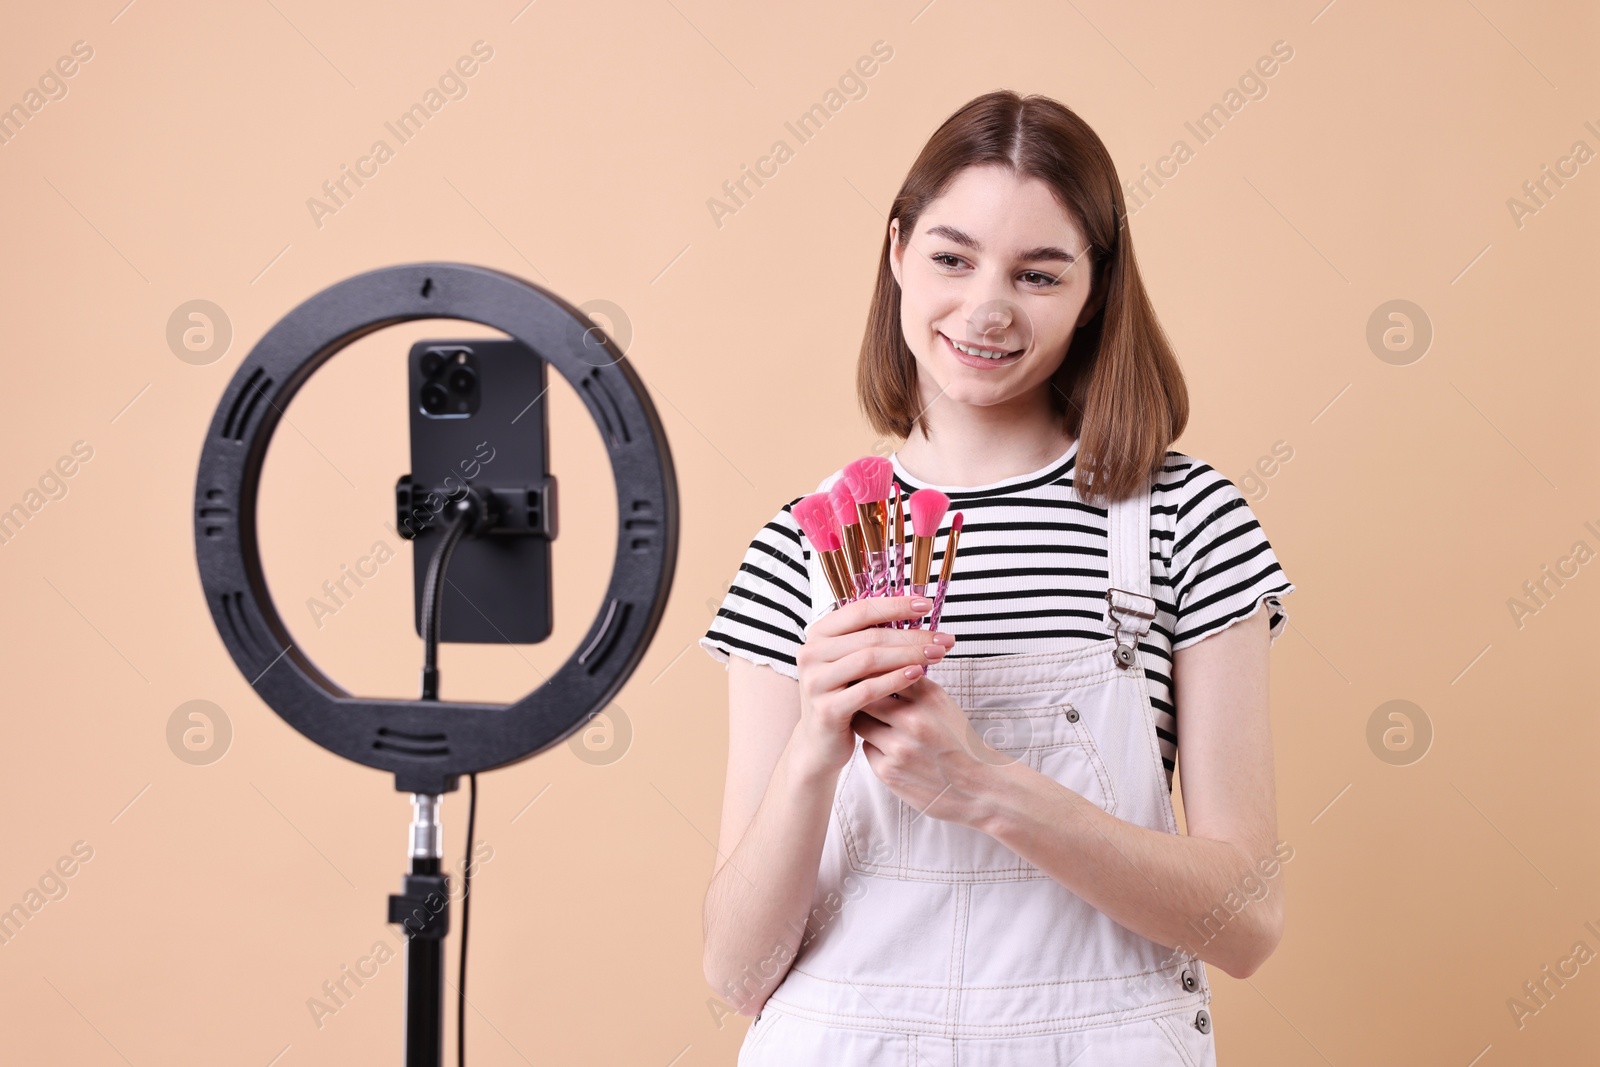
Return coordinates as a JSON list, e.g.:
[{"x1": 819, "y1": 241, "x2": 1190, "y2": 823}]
[
  {"x1": 907, "y1": 489, "x2": 950, "y2": 627},
  {"x1": 793, "y1": 493, "x2": 854, "y2": 609},
  {"x1": 926, "y1": 511, "x2": 964, "y2": 633},
  {"x1": 893, "y1": 483, "x2": 908, "y2": 591},
  {"x1": 841, "y1": 456, "x2": 894, "y2": 598},
  {"x1": 828, "y1": 479, "x2": 869, "y2": 599},
  {"x1": 890, "y1": 482, "x2": 907, "y2": 626}
]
